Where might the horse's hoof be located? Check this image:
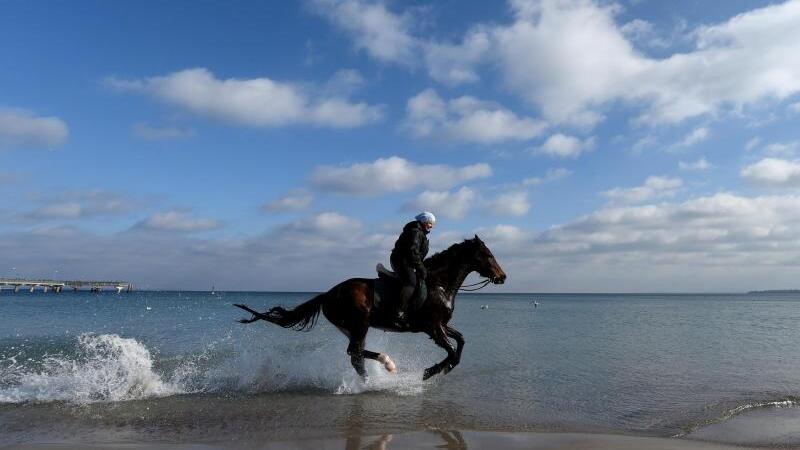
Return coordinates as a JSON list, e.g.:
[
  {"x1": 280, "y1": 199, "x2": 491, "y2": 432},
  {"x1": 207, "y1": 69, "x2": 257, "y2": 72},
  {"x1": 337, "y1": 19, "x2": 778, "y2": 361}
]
[{"x1": 378, "y1": 353, "x2": 397, "y2": 374}]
